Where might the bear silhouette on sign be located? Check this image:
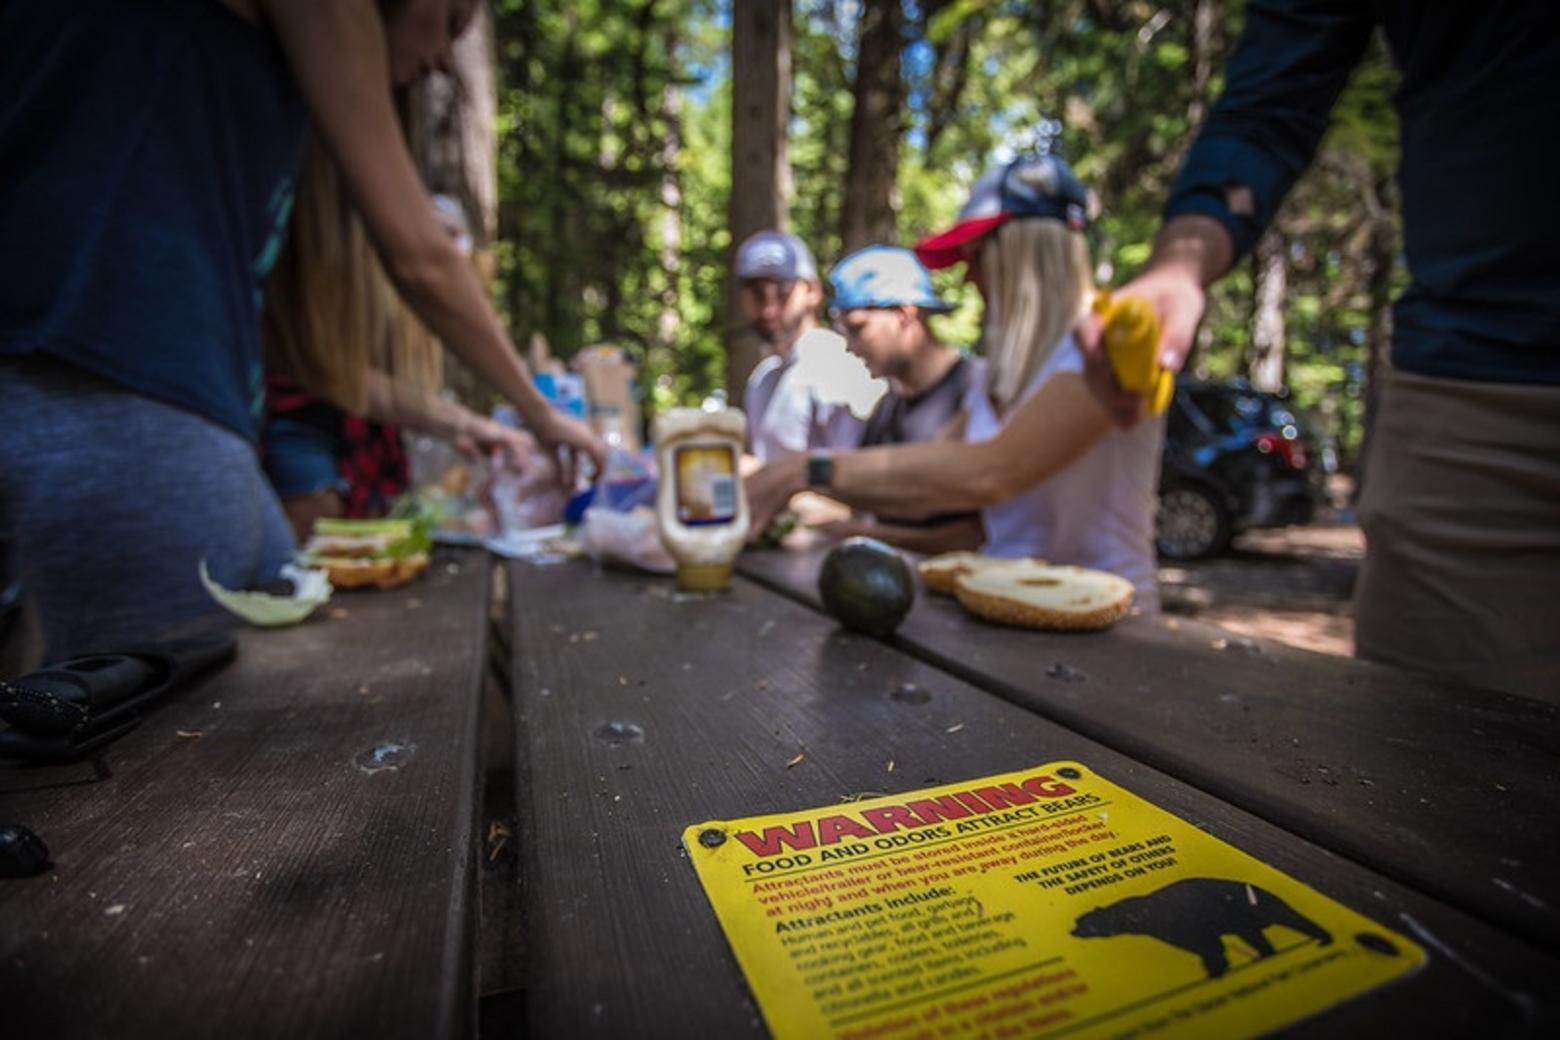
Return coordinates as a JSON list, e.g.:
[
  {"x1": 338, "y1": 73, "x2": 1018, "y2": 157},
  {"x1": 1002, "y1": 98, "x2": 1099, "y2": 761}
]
[{"x1": 1071, "y1": 877, "x2": 1332, "y2": 978}]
